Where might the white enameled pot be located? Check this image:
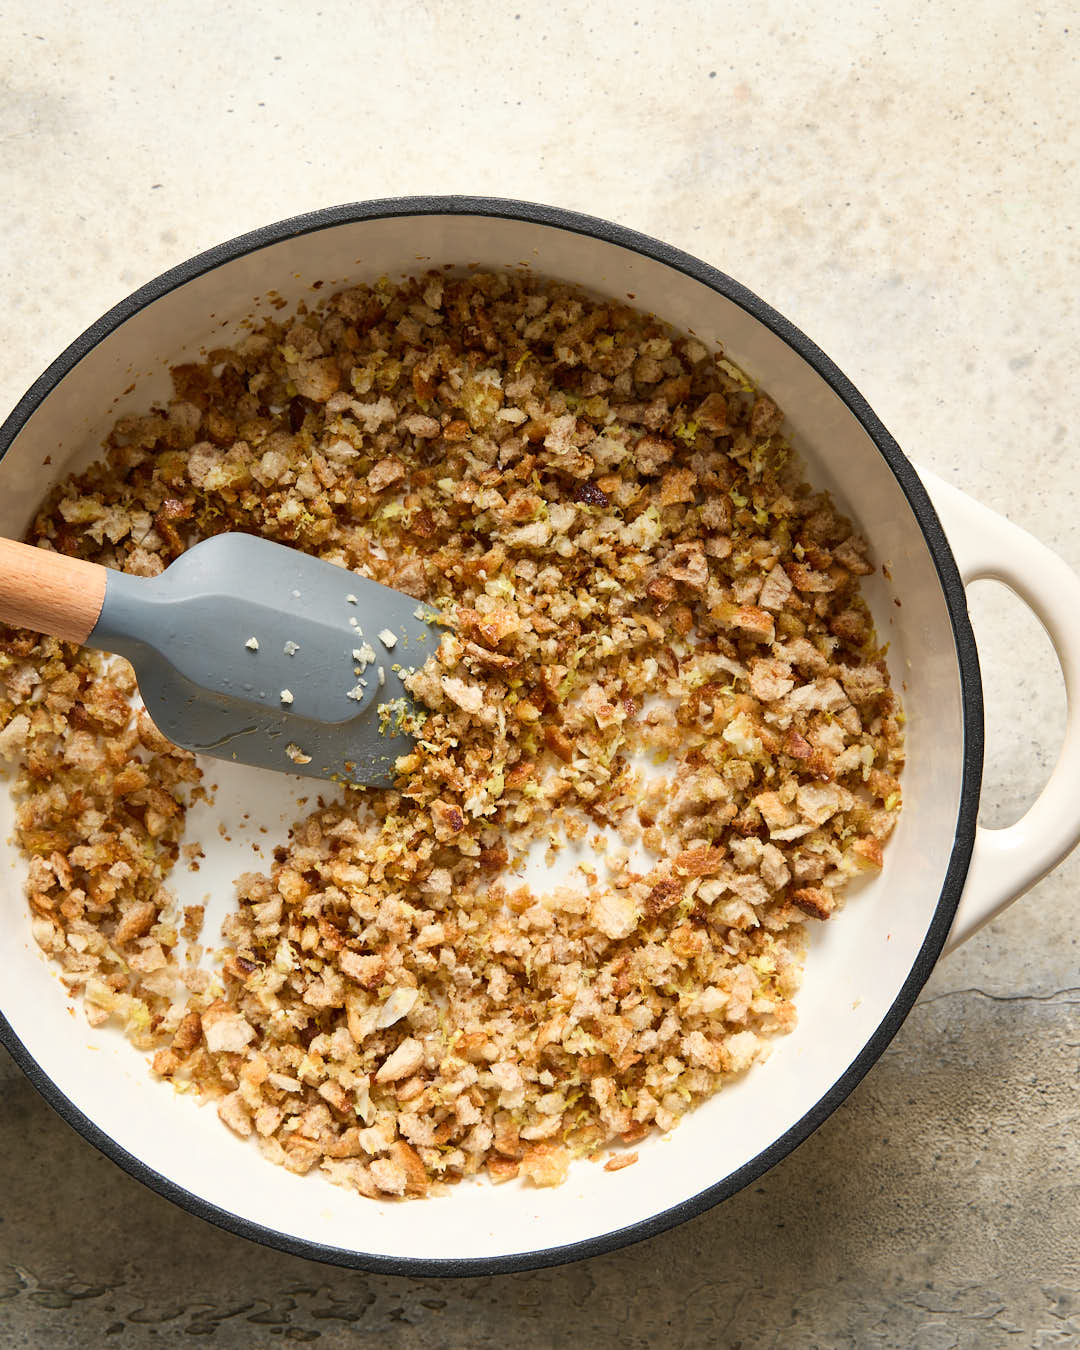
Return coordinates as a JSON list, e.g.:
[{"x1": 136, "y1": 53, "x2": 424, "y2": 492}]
[{"x1": 2, "y1": 199, "x2": 1079, "y2": 1276}]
